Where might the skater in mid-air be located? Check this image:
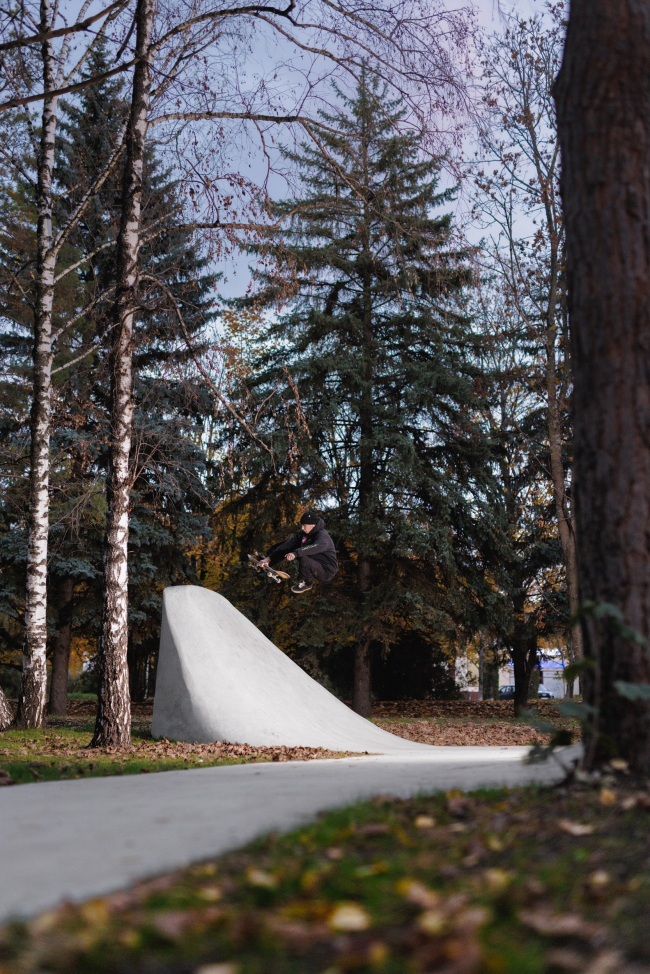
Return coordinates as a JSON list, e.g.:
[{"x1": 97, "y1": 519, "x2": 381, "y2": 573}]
[{"x1": 259, "y1": 511, "x2": 338, "y2": 594}]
